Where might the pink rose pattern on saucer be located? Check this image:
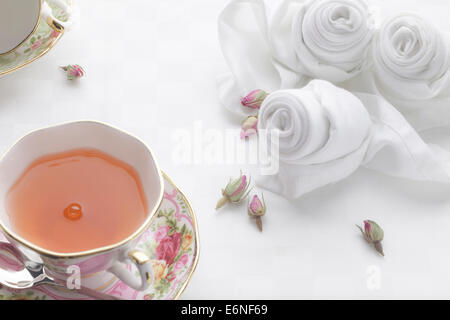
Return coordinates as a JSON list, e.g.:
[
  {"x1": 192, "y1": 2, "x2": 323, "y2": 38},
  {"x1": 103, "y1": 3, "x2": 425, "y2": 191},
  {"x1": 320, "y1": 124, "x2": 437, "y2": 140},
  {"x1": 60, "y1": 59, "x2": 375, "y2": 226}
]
[{"x1": 0, "y1": 174, "x2": 199, "y2": 300}]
